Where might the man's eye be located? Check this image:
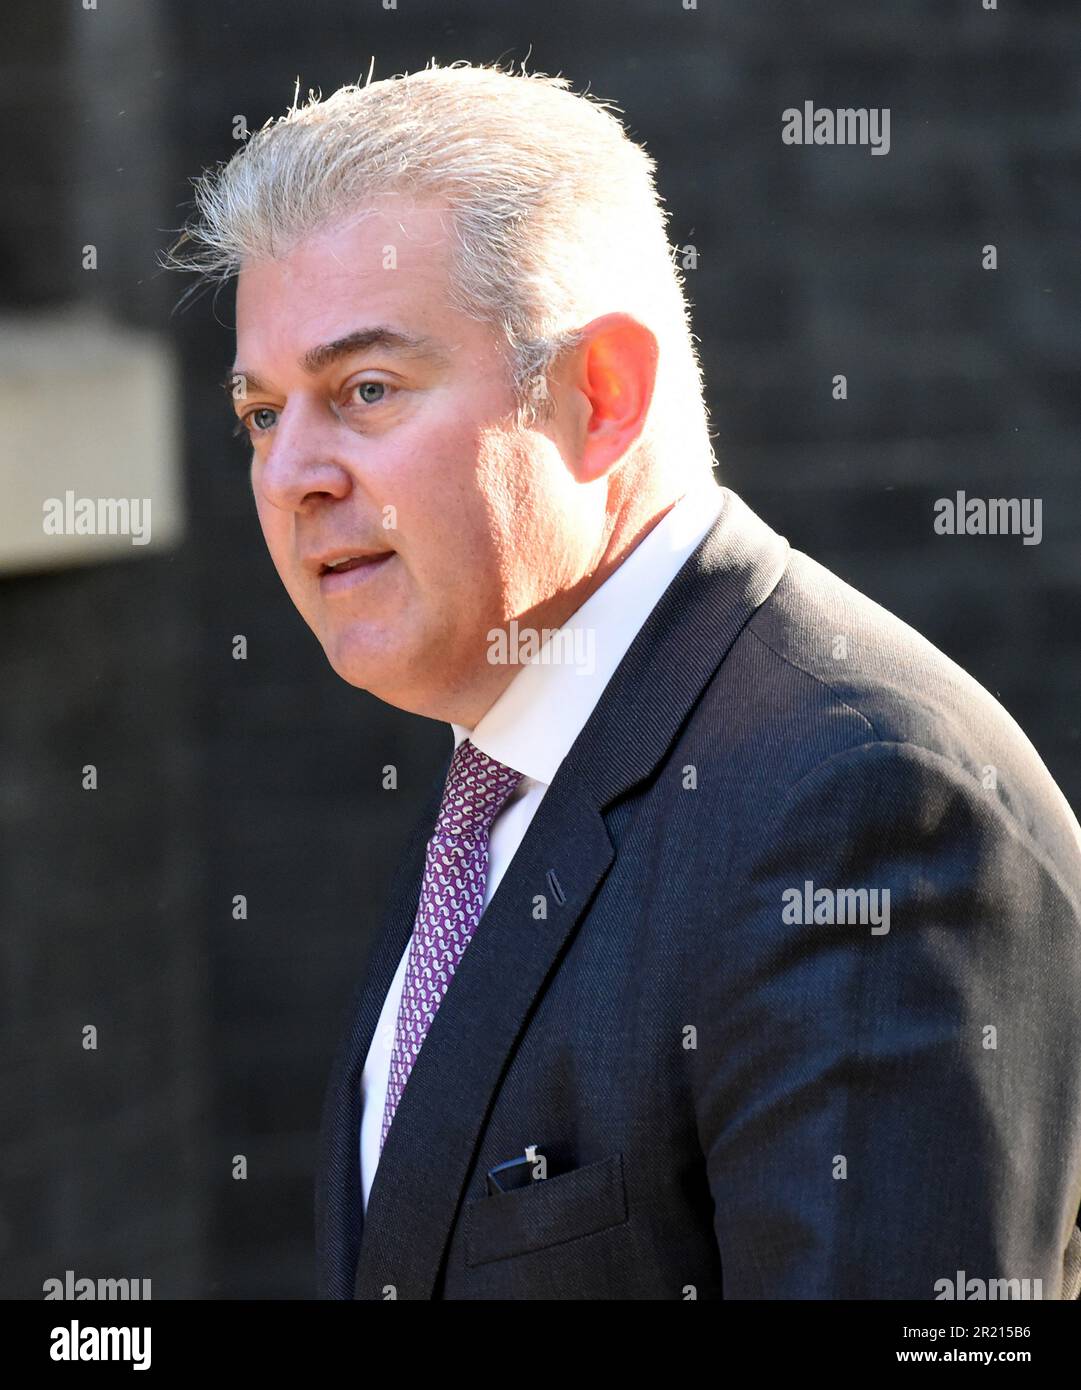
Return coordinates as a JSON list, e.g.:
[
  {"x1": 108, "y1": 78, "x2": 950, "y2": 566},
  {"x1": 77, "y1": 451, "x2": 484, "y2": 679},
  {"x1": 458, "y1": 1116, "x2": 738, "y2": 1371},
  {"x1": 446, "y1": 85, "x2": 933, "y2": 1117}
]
[
  {"x1": 352, "y1": 381, "x2": 391, "y2": 405},
  {"x1": 233, "y1": 407, "x2": 277, "y2": 436}
]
